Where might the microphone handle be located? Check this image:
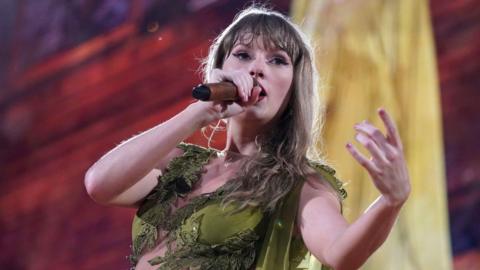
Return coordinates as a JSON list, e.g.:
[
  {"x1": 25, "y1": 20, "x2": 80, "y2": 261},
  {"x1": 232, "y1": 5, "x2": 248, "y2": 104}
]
[{"x1": 192, "y1": 81, "x2": 238, "y2": 101}]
